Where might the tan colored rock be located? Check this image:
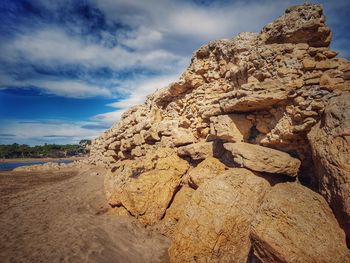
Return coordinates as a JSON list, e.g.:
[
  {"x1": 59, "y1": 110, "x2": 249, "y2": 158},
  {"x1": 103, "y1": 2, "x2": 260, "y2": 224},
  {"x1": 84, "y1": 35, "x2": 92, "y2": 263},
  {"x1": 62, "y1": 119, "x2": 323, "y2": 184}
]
[
  {"x1": 86, "y1": 4, "x2": 350, "y2": 257},
  {"x1": 188, "y1": 157, "x2": 227, "y2": 188},
  {"x1": 260, "y1": 4, "x2": 331, "y2": 47},
  {"x1": 302, "y1": 58, "x2": 316, "y2": 70},
  {"x1": 323, "y1": 50, "x2": 337, "y2": 58},
  {"x1": 105, "y1": 148, "x2": 189, "y2": 225},
  {"x1": 156, "y1": 186, "x2": 194, "y2": 237},
  {"x1": 171, "y1": 128, "x2": 196, "y2": 146},
  {"x1": 308, "y1": 92, "x2": 350, "y2": 245},
  {"x1": 251, "y1": 183, "x2": 350, "y2": 263},
  {"x1": 209, "y1": 114, "x2": 252, "y2": 142},
  {"x1": 169, "y1": 169, "x2": 271, "y2": 263},
  {"x1": 177, "y1": 141, "x2": 223, "y2": 160},
  {"x1": 315, "y1": 60, "x2": 338, "y2": 70},
  {"x1": 224, "y1": 143, "x2": 301, "y2": 177},
  {"x1": 221, "y1": 79, "x2": 290, "y2": 112},
  {"x1": 209, "y1": 114, "x2": 242, "y2": 142},
  {"x1": 319, "y1": 73, "x2": 335, "y2": 90}
]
